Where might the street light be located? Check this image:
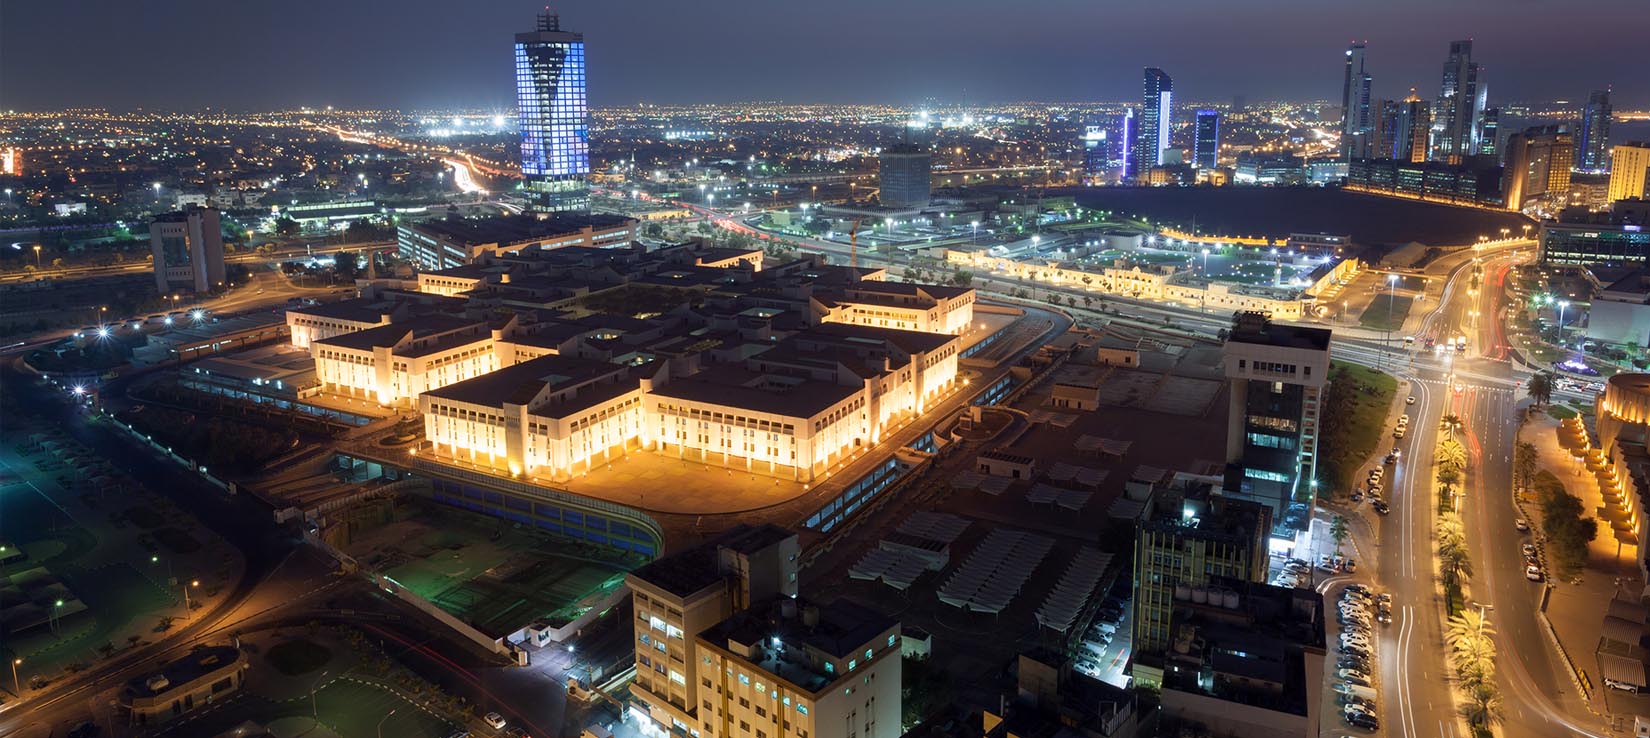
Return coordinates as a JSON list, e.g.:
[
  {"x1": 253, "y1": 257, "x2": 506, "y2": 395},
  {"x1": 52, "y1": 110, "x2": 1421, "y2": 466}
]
[
  {"x1": 33, "y1": 244, "x2": 41, "y2": 269},
  {"x1": 182, "y1": 579, "x2": 200, "y2": 620},
  {"x1": 11, "y1": 658, "x2": 20, "y2": 697},
  {"x1": 377, "y1": 709, "x2": 397, "y2": 738},
  {"x1": 1556, "y1": 300, "x2": 1570, "y2": 347},
  {"x1": 311, "y1": 669, "x2": 330, "y2": 723}
]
